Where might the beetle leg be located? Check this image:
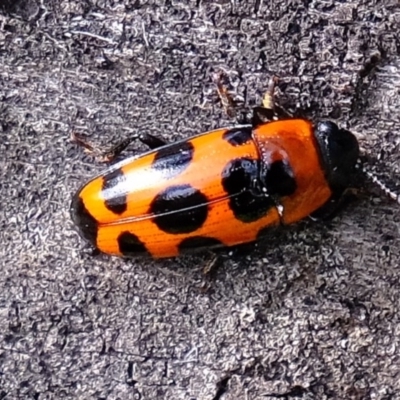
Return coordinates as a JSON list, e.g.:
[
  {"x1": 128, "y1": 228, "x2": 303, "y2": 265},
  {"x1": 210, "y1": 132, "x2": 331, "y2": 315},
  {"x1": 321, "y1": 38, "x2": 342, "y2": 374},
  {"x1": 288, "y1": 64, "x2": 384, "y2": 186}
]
[
  {"x1": 212, "y1": 71, "x2": 238, "y2": 119},
  {"x1": 138, "y1": 132, "x2": 168, "y2": 149},
  {"x1": 310, "y1": 188, "x2": 360, "y2": 221},
  {"x1": 202, "y1": 253, "x2": 220, "y2": 275},
  {"x1": 262, "y1": 75, "x2": 279, "y2": 110},
  {"x1": 252, "y1": 76, "x2": 292, "y2": 127},
  {"x1": 72, "y1": 131, "x2": 168, "y2": 163},
  {"x1": 71, "y1": 132, "x2": 140, "y2": 162},
  {"x1": 70, "y1": 132, "x2": 97, "y2": 153},
  {"x1": 196, "y1": 253, "x2": 221, "y2": 292},
  {"x1": 262, "y1": 75, "x2": 292, "y2": 117},
  {"x1": 102, "y1": 137, "x2": 140, "y2": 161}
]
